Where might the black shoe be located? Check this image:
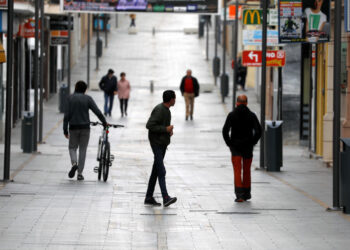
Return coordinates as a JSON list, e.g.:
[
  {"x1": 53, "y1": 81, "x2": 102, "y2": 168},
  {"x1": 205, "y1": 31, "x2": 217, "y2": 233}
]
[
  {"x1": 104, "y1": 112, "x2": 107, "y2": 116},
  {"x1": 77, "y1": 174, "x2": 84, "y2": 181},
  {"x1": 125, "y1": 112, "x2": 127, "y2": 116},
  {"x1": 185, "y1": 116, "x2": 188, "y2": 121},
  {"x1": 68, "y1": 164, "x2": 78, "y2": 178},
  {"x1": 190, "y1": 115, "x2": 193, "y2": 120},
  {"x1": 163, "y1": 196, "x2": 177, "y2": 207},
  {"x1": 144, "y1": 197, "x2": 161, "y2": 206},
  {"x1": 121, "y1": 113, "x2": 124, "y2": 117},
  {"x1": 243, "y1": 193, "x2": 251, "y2": 201}
]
